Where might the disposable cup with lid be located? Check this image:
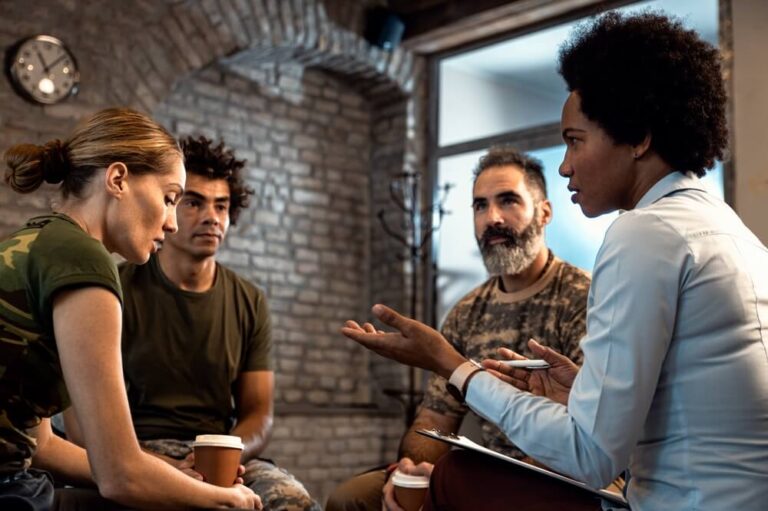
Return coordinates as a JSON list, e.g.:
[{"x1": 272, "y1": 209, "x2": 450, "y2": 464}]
[
  {"x1": 392, "y1": 470, "x2": 429, "y2": 511},
  {"x1": 193, "y1": 434, "x2": 243, "y2": 487},
  {"x1": 391, "y1": 469, "x2": 430, "y2": 488},
  {"x1": 193, "y1": 434, "x2": 245, "y2": 449}
]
